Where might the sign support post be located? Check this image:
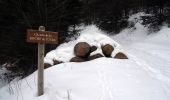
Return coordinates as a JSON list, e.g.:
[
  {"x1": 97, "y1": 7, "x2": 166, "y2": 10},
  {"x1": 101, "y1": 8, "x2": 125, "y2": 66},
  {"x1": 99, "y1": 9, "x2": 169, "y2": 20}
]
[
  {"x1": 26, "y1": 26, "x2": 58, "y2": 96},
  {"x1": 38, "y1": 26, "x2": 45, "y2": 96}
]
